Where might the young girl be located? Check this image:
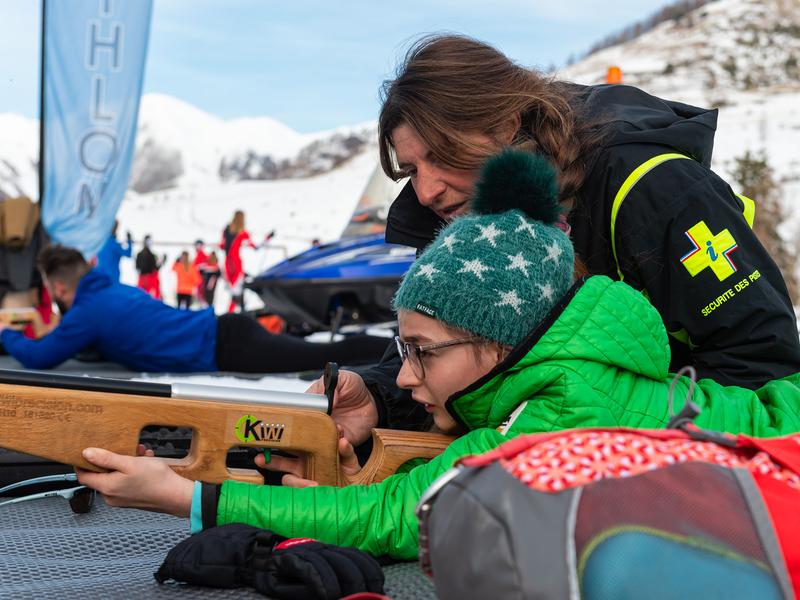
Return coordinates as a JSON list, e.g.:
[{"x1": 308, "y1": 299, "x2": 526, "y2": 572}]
[{"x1": 77, "y1": 151, "x2": 800, "y2": 560}]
